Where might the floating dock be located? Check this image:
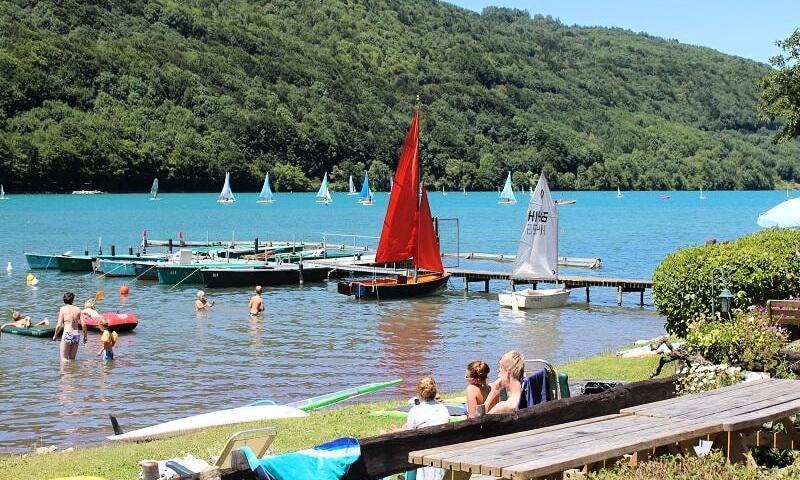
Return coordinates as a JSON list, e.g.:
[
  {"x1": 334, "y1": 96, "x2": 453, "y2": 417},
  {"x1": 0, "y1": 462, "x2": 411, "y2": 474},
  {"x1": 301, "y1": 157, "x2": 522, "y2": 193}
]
[
  {"x1": 308, "y1": 257, "x2": 652, "y2": 306},
  {"x1": 442, "y1": 252, "x2": 601, "y2": 269}
]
